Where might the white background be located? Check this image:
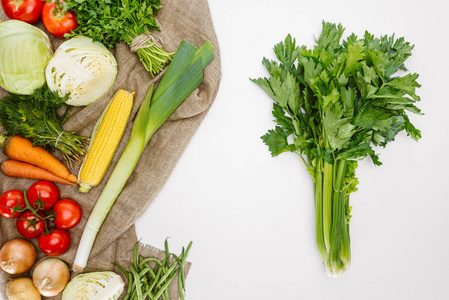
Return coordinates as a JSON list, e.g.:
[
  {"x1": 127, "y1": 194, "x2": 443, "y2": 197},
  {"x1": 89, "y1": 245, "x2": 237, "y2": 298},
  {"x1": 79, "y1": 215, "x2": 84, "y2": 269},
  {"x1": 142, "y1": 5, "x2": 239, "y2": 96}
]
[{"x1": 136, "y1": 0, "x2": 449, "y2": 299}]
